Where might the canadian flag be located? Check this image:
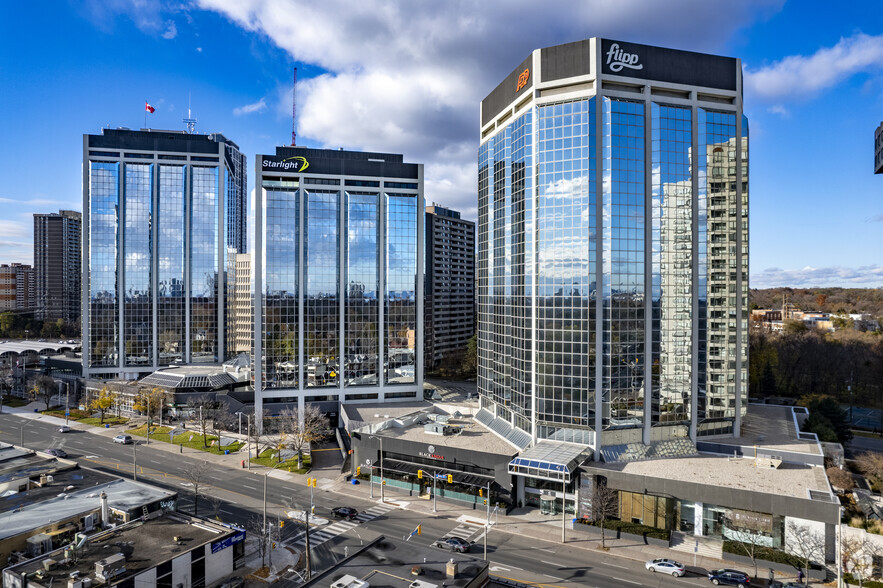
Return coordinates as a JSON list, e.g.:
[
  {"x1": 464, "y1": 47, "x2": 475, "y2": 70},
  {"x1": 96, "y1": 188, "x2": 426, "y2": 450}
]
[{"x1": 145, "y1": 102, "x2": 155, "y2": 114}]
